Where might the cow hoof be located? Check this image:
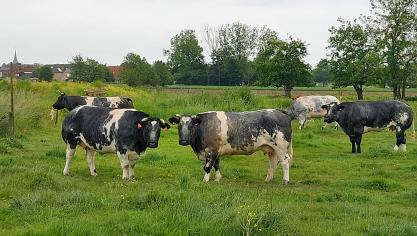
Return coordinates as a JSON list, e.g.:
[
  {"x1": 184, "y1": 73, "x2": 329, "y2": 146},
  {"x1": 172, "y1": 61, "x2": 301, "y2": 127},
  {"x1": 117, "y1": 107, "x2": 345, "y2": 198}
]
[
  {"x1": 282, "y1": 180, "x2": 289, "y2": 185},
  {"x1": 63, "y1": 171, "x2": 69, "y2": 176},
  {"x1": 393, "y1": 145, "x2": 399, "y2": 151},
  {"x1": 203, "y1": 173, "x2": 210, "y2": 182},
  {"x1": 91, "y1": 173, "x2": 98, "y2": 177}
]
